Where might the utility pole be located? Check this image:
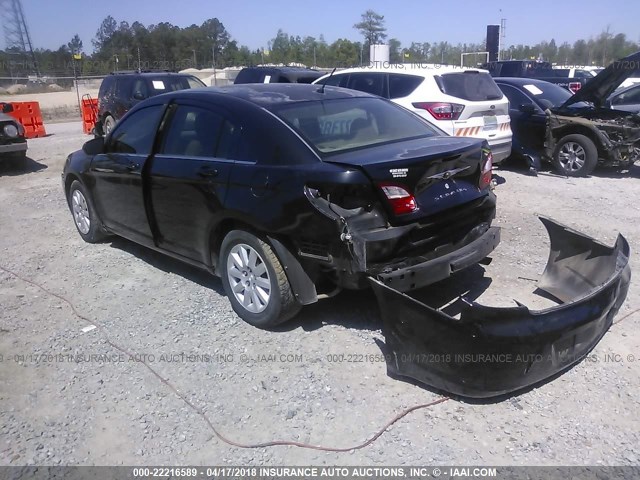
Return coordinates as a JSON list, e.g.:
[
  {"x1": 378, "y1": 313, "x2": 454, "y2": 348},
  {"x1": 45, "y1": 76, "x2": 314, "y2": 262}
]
[
  {"x1": 71, "y1": 51, "x2": 81, "y2": 116},
  {"x1": 0, "y1": 0, "x2": 40, "y2": 77},
  {"x1": 192, "y1": 49, "x2": 197, "y2": 68}
]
